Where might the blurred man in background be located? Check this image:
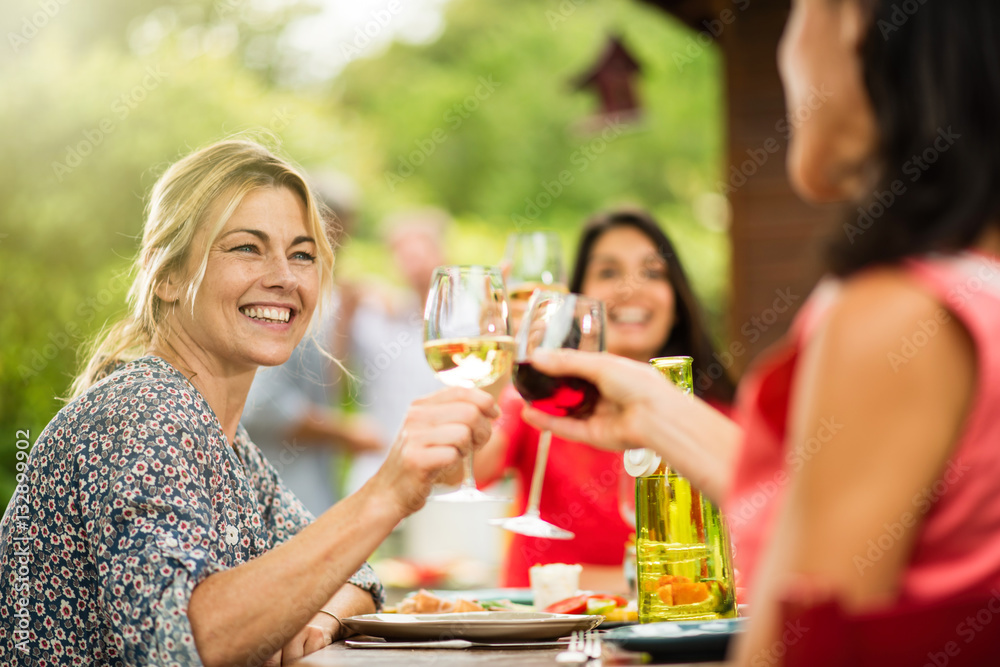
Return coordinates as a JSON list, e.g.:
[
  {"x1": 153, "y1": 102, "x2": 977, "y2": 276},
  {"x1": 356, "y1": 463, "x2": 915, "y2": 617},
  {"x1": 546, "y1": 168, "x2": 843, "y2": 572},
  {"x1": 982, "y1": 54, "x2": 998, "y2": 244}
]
[{"x1": 338, "y1": 209, "x2": 449, "y2": 495}]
